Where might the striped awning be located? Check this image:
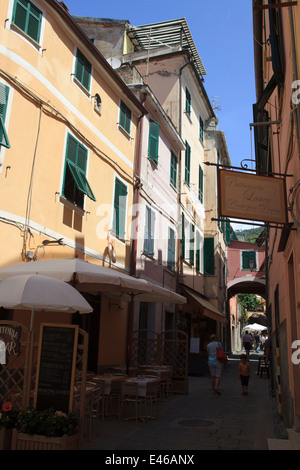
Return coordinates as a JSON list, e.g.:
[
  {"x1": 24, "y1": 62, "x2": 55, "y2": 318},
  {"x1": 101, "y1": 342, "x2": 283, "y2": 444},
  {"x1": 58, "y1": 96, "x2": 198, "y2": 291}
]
[{"x1": 127, "y1": 18, "x2": 207, "y2": 77}]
